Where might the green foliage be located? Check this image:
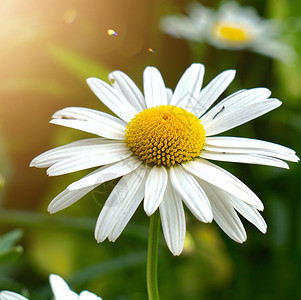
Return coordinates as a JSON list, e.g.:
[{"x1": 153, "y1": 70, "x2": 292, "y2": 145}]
[{"x1": 0, "y1": 229, "x2": 23, "y2": 264}]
